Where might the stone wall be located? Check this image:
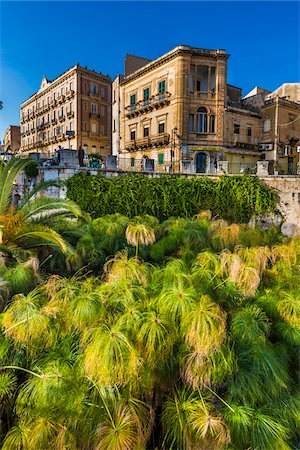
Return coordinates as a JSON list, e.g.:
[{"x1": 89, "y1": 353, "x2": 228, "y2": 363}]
[
  {"x1": 17, "y1": 164, "x2": 300, "y2": 236},
  {"x1": 260, "y1": 177, "x2": 300, "y2": 237}
]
